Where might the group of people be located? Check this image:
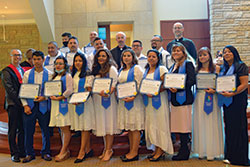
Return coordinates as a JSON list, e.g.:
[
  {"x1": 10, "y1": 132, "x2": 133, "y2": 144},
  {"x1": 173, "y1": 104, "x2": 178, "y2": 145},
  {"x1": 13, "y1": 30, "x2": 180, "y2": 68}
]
[{"x1": 1, "y1": 22, "x2": 249, "y2": 166}]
